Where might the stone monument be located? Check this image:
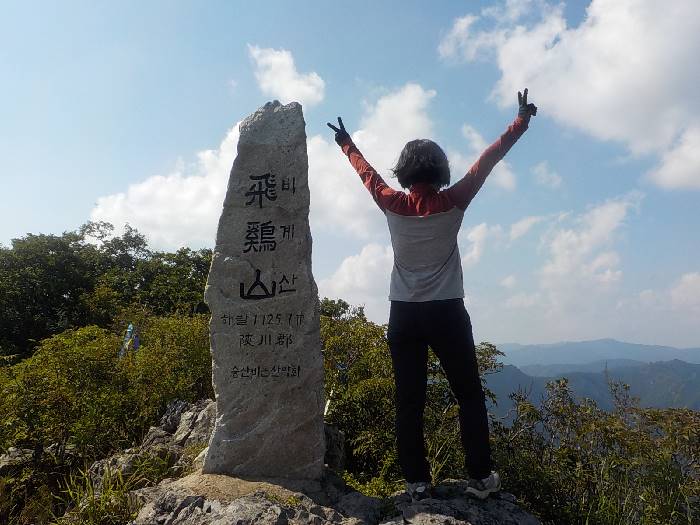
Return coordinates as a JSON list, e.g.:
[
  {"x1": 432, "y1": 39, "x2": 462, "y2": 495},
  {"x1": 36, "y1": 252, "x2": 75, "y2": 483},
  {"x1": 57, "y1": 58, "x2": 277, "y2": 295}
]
[{"x1": 202, "y1": 101, "x2": 325, "y2": 479}]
